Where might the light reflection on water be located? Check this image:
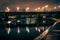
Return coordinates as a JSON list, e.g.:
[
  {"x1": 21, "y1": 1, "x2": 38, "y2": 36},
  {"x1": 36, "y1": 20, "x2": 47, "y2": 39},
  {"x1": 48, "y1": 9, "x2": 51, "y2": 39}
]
[
  {"x1": 0, "y1": 27, "x2": 44, "y2": 40},
  {"x1": 0, "y1": 26, "x2": 60, "y2": 40}
]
